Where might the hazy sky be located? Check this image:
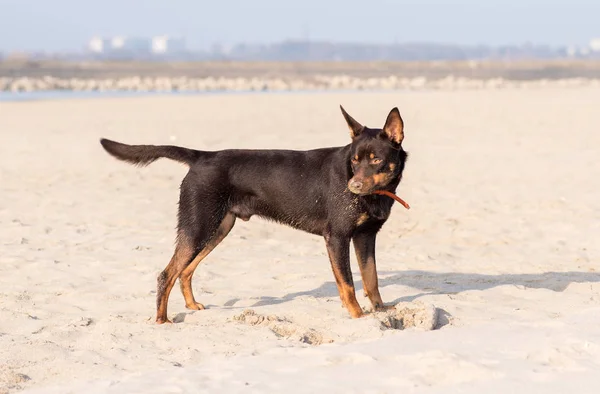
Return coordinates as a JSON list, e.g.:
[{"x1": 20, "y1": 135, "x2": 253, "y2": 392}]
[{"x1": 0, "y1": 0, "x2": 598, "y2": 52}]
